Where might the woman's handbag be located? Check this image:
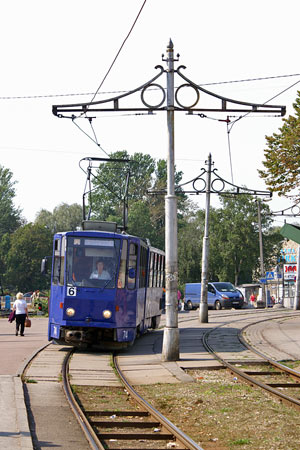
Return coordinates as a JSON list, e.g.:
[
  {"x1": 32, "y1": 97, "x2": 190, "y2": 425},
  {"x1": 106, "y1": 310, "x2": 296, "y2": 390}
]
[
  {"x1": 25, "y1": 318, "x2": 31, "y2": 328},
  {"x1": 8, "y1": 310, "x2": 16, "y2": 323}
]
